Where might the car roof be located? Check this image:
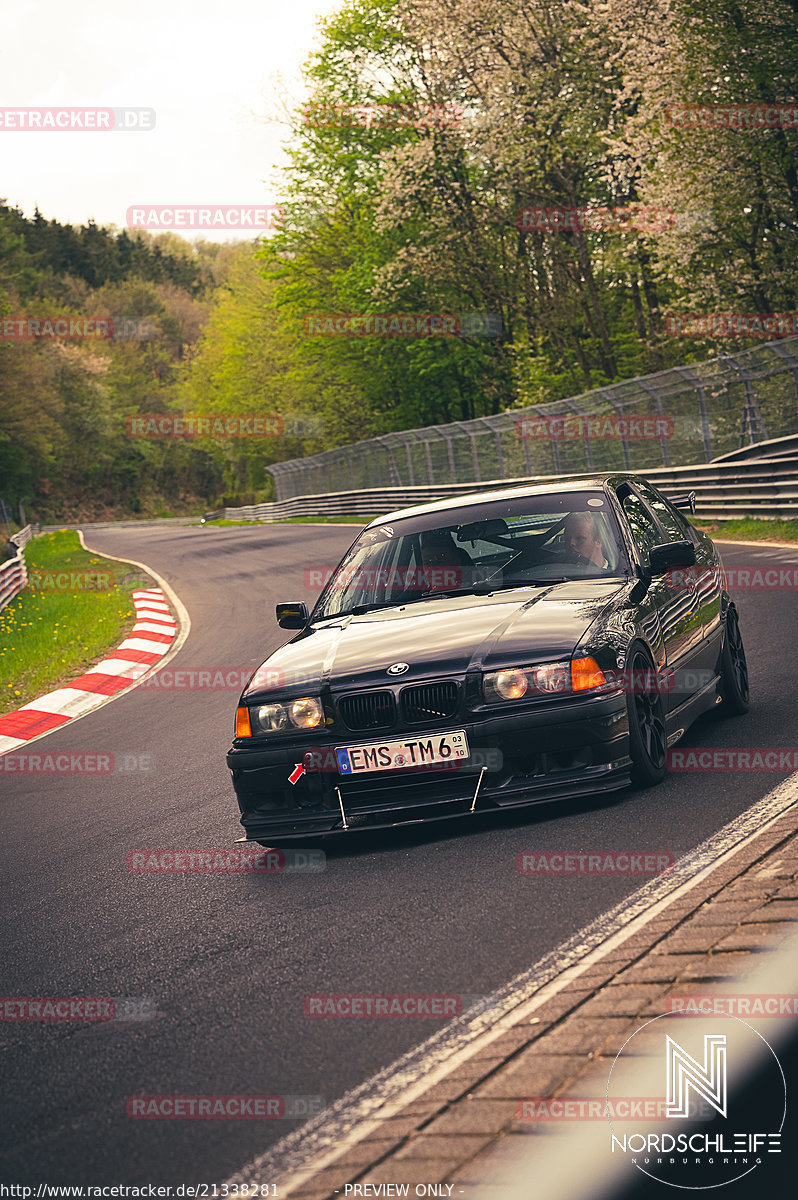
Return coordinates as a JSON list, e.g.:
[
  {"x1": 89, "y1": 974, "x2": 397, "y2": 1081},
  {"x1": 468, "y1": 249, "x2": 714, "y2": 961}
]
[{"x1": 365, "y1": 474, "x2": 637, "y2": 526}]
